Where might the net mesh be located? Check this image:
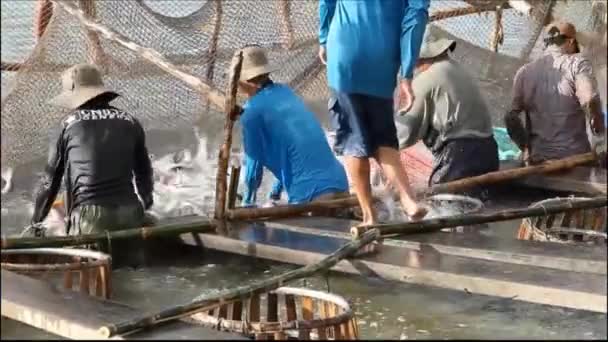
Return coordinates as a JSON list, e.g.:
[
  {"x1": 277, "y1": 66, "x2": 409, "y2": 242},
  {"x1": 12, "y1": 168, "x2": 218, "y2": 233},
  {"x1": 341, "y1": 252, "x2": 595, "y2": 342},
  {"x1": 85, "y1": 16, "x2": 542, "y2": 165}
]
[{"x1": 1, "y1": 0, "x2": 606, "y2": 173}]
